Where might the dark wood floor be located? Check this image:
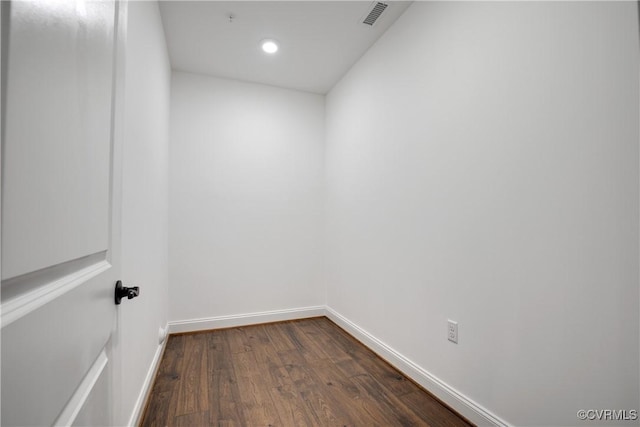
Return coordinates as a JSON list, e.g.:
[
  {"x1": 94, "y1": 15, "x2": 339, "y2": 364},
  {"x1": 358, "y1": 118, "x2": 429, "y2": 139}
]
[{"x1": 140, "y1": 317, "x2": 472, "y2": 427}]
